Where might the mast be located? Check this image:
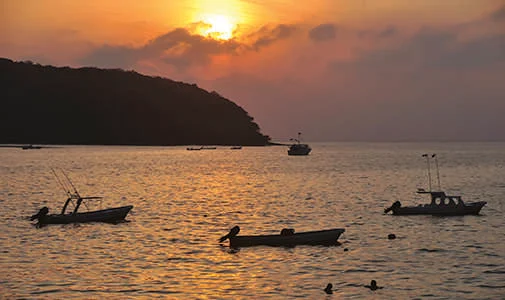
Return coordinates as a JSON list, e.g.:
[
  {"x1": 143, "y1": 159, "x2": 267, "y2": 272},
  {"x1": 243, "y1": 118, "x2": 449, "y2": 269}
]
[
  {"x1": 422, "y1": 154, "x2": 432, "y2": 192},
  {"x1": 432, "y1": 153, "x2": 441, "y2": 191}
]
